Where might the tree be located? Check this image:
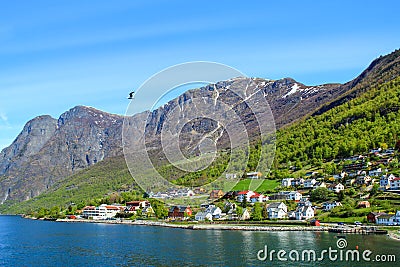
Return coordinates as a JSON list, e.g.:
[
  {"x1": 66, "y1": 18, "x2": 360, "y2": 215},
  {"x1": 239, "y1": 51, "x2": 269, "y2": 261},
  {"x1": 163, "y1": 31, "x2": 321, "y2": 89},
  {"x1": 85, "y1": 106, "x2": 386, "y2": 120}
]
[
  {"x1": 310, "y1": 187, "x2": 330, "y2": 202},
  {"x1": 252, "y1": 203, "x2": 263, "y2": 221},
  {"x1": 262, "y1": 205, "x2": 268, "y2": 219},
  {"x1": 236, "y1": 206, "x2": 243, "y2": 219},
  {"x1": 241, "y1": 197, "x2": 248, "y2": 208},
  {"x1": 150, "y1": 199, "x2": 168, "y2": 219}
]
